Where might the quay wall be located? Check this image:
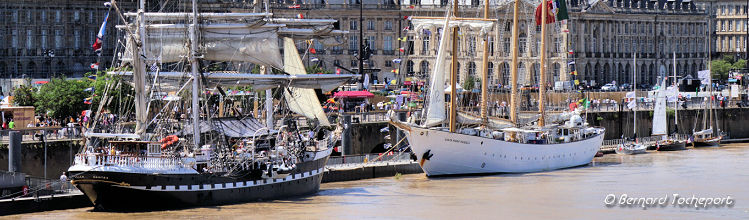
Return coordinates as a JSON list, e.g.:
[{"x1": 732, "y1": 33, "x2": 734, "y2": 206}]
[
  {"x1": 588, "y1": 108, "x2": 748, "y2": 140},
  {"x1": 0, "y1": 142, "x2": 81, "y2": 178}
]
